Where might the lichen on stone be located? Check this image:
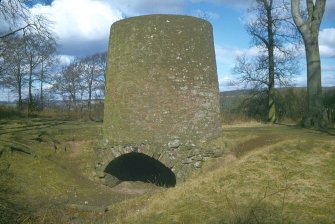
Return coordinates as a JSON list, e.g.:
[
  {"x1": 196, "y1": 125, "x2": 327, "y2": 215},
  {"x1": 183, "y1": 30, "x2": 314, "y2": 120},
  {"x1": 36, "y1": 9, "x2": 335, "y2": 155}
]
[{"x1": 101, "y1": 14, "x2": 222, "y2": 183}]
